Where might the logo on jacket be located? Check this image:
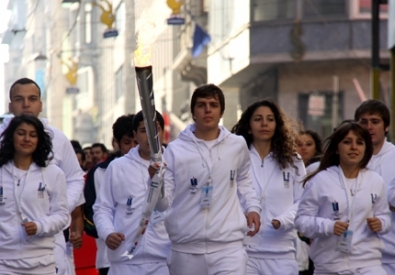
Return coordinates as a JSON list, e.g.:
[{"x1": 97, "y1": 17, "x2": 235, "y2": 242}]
[
  {"x1": 126, "y1": 196, "x2": 135, "y2": 215},
  {"x1": 230, "y1": 170, "x2": 235, "y2": 187},
  {"x1": 0, "y1": 186, "x2": 5, "y2": 205},
  {"x1": 283, "y1": 172, "x2": 290, "y2": 188},
  {"x1": 371, "y1": 193, "x2": 378, "y2": 210},
  {"x1": 332, "y1": 200, "x2": 340, "y2": 220},
  {"x1": 37, "y1": 182, "x2": 46, "y2": 198},
  {"x1": 190, "y1": 177, "x2": 198, "y2": 194}
]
